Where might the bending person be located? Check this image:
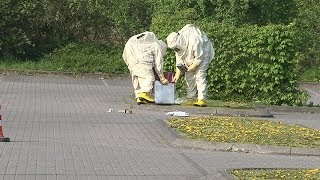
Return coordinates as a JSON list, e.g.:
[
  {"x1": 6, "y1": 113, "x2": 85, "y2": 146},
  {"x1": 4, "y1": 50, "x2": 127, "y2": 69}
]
[
  {"x1": 167, "y1": 24, "x2": 214, "y2": 107},
  {"x1": 123, "y1": 31, "x2": 169, "y2": 104}
]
